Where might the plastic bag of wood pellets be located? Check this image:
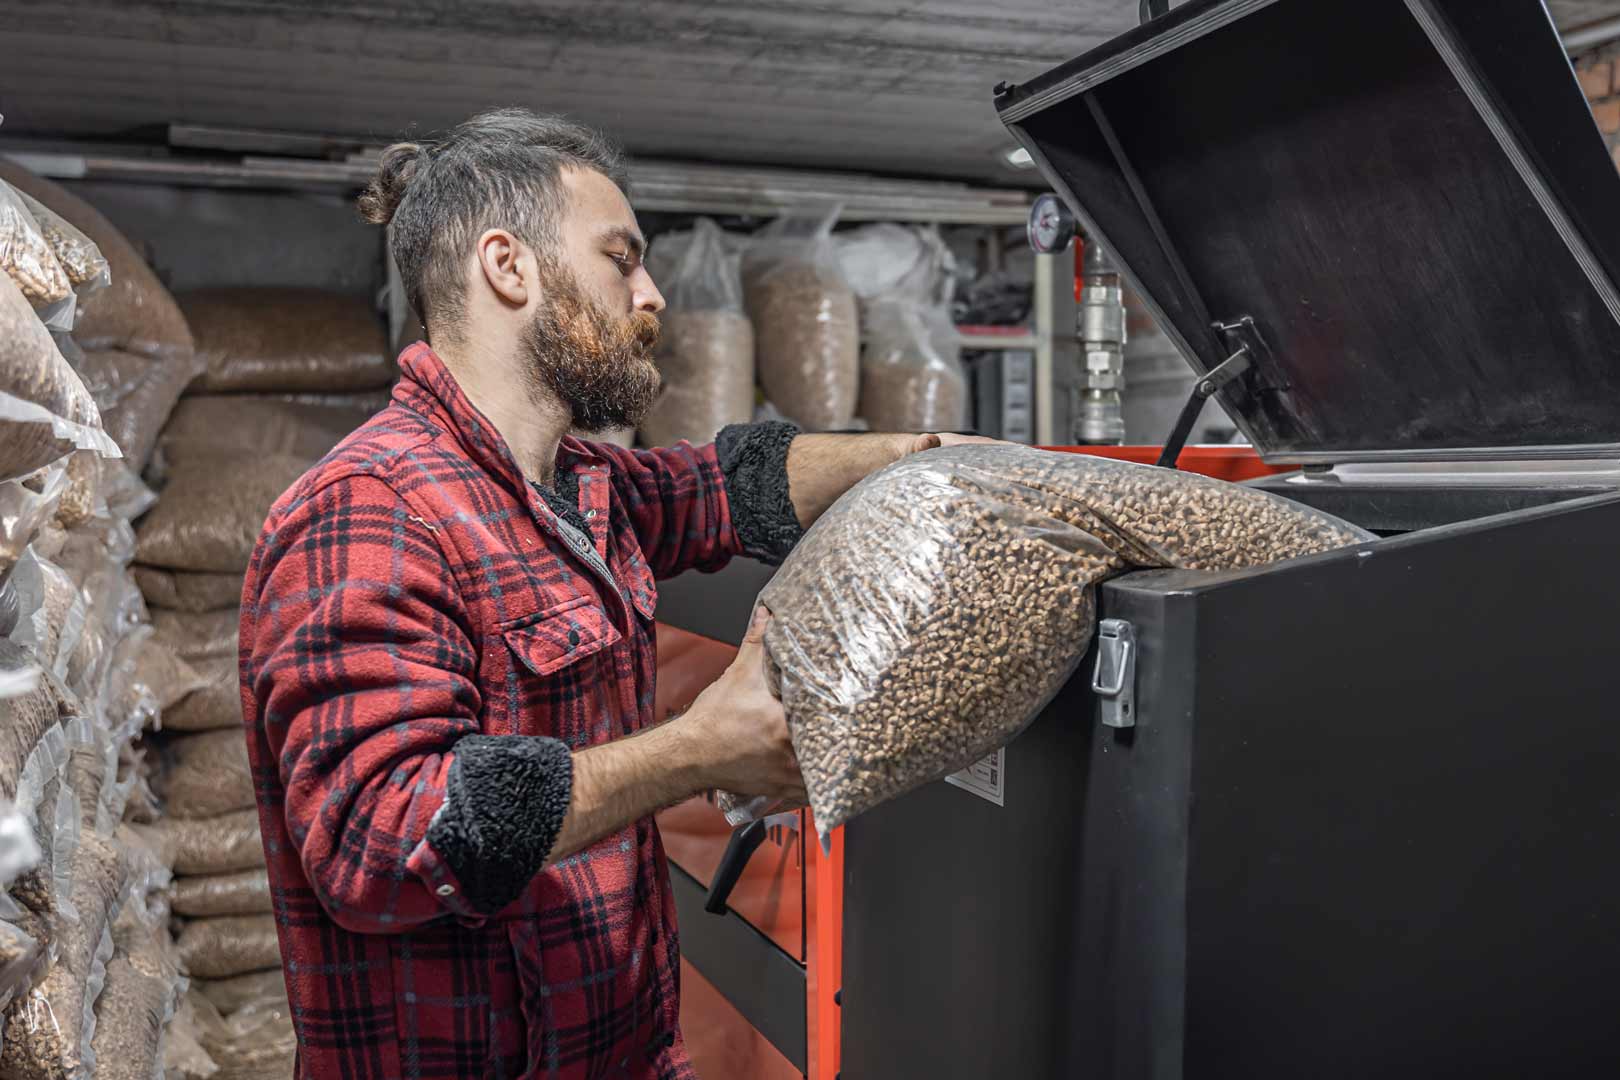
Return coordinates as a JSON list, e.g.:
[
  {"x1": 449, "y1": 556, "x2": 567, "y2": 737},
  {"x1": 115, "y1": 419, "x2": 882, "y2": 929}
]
[
  {"x1": 90, "y1": 948, "x2": 176, "y2": 1080},
  {"x1": 0, "y1": 276, "x2": 118, "y2": 484},
  {"x1": 63, "y1": 345, "x2": 202, "y2": 473},
  {"x1": 0, "y1": 163, "x2": 195, "y2": 364},
  {"x1": 0, "y1": 917, "x2": 44, "y2": 1011},
  {"x1": 0, "y1": 641, "x2": 62, "y2": 806},
  {"x1": 0, "y1": 181, "x2": 71, "y2": 311},
  {"x1": 154, "y1": 394, "x2": 374, "y2": 465},
  {"x1": 150, "y1": 730, "x2": 252, "y2": 820},
  {"x1": 725, "y1": 445, "x2": 1372, "y2": 841},
  {"x1": 0, "y1": 469, "x2": 67, "y2": 581},
  {"x1": 147, "y1": 609, "x2": 236, "y2": 665},
  {"x1": 153, "y1": 656, "x2": 238, "y2": 734},
  {"x1": 638, "y1": 219, "x2": 755, "y2": 447},
  {"x1": 0, "y1": 804, "x2": 42, "y2": 893},
  {"x1": 92, "y1": 903, "x2": 181, "y2": 1080},
  {"x1": 133, "y1": 450, "x2": 307, "y2": 574},
  {"x1": 48, "y1": 453, "x2": 99, "y2": 534},
  {"x1": 858, "y1": 300, "x2": 966, "y2": 433},
  {"x1": 742, "y1": 208, "x2": 859, "y2": 431},
  {"x1": 130, "y1": 568, "x2": 240, "y2": 616},
  {"x1": 124, "y1": 810, "x2": 261, "y2": 878},
  {"x1": 161, "y1": 993, "x2": 219, "y2": 1080},
  {"x1": 192, "y1": 970, "x2": 283, "y2": 1018},
  {"x1": 173, "y1": 917, "x2": 279, "y2": 981},
  {"x1": 179, "y1": 288, "x2": 393, "y2": 394},
  {"x1": 8, "y1": 550, "x2": 89, "y2": 684},
  {"x1": 170, "y1": 870, "x2": 270, "y2": 920},
  {"x1": 14, "y1": 191, "x2": 109, "y2": 297},
  {"x1": 2, "y1": 826, "x2": 130, "y2": 1080},
  {"x1": 129, "y1": 636, "x2": 207, "y2": 718}
]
